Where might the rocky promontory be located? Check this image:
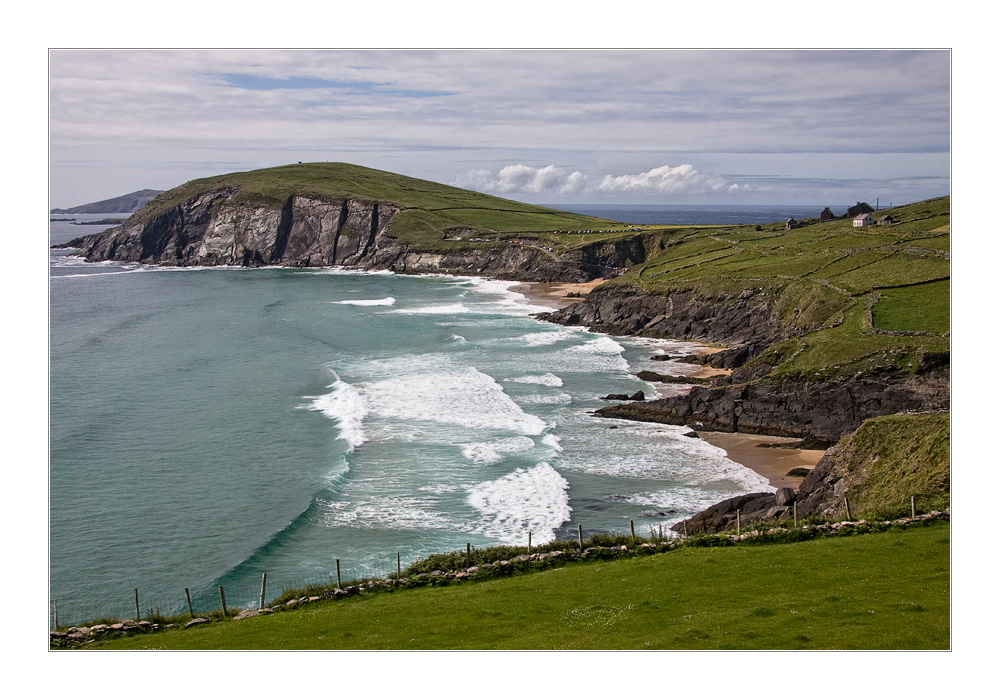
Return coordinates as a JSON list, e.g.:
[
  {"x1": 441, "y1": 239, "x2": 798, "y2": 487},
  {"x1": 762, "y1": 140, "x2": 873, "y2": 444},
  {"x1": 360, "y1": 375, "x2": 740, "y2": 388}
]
[
  {"x1": 540, "y1": 284, "x2": 949, "y2": 444},
  {"x1": 56, "y1": 164, "x2": 644, "y2": 283}
]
